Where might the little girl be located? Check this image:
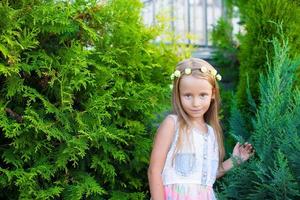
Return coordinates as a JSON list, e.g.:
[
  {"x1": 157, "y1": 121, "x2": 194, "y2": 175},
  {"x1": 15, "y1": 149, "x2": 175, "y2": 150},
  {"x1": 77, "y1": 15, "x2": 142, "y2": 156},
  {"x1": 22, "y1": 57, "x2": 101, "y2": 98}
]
[{"x1": 148, "y1": 58, "x2": 254, "y2": 200}]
